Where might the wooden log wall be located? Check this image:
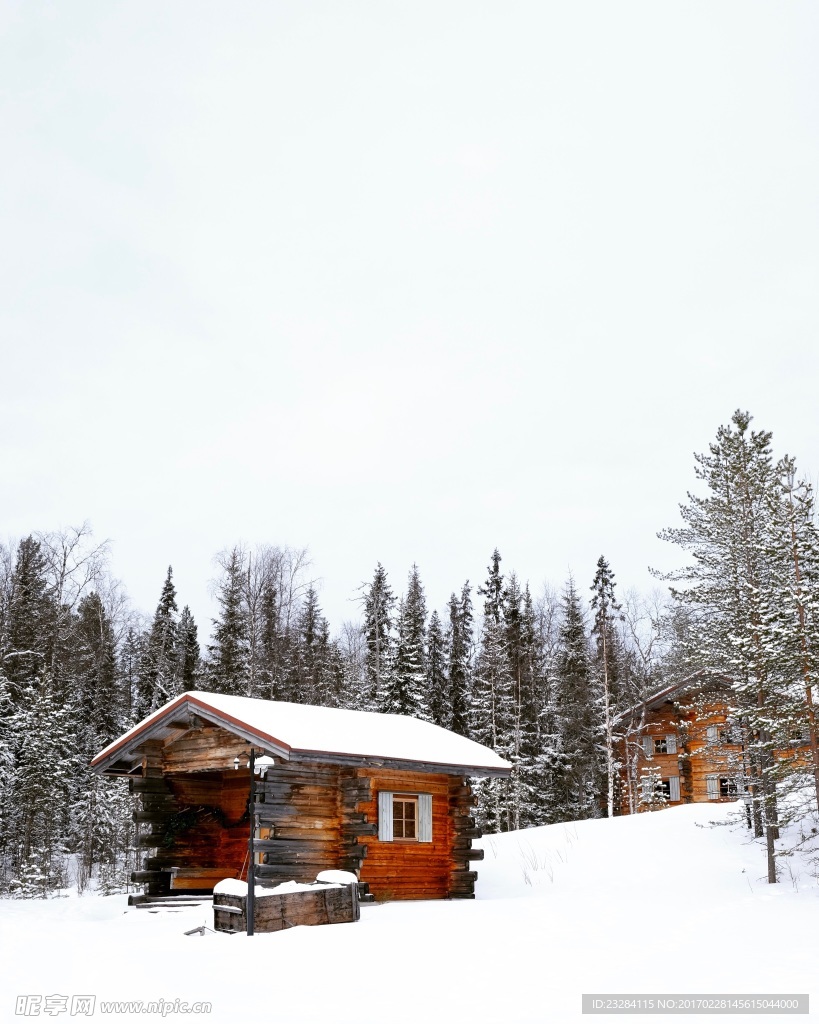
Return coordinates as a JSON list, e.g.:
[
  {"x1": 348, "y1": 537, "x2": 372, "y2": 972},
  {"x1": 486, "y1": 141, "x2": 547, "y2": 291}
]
[
  {"x1": 448, "y1": 775, "x2": 483, "y2": 899},
  {"x1": 253, "y1": 760, "x2": 345, "y2": 884},
  {"x1": 354, "y1": 768, "x2": 481, "y2": 901},
  {"x1": 682, "y1": 703, "x2": 744, "y2": 803}
]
